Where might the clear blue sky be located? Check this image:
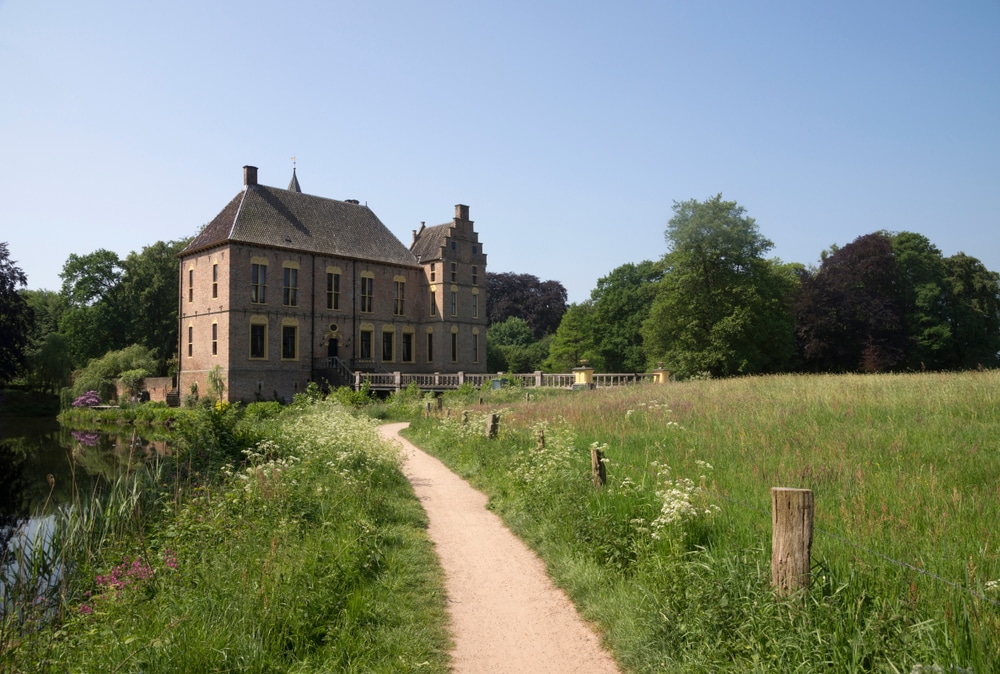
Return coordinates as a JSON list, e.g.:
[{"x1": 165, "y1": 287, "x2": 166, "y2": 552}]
[{"x1": 2, "y1": 0, "x2": 997, "y2": 303}]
